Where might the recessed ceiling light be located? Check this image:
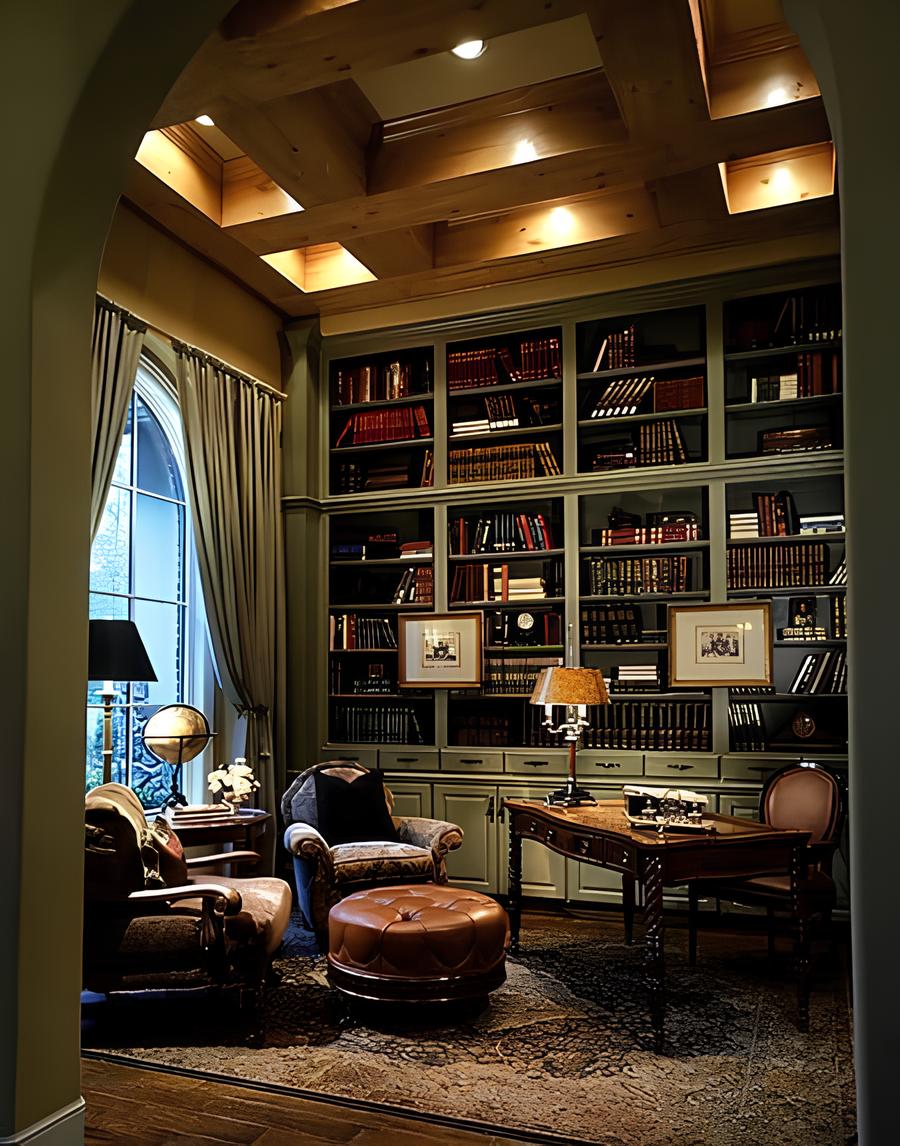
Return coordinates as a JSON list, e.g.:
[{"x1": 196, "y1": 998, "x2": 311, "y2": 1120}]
[
  {"x1": 195, "y1": 114, "x2": 215, "y2": 127},
  {"x1": 765, "y1": 87, "x2": 788, "y2": 107},
  {"x1": 771, "y1": 166, "x2": 792, "y2": 190},
  {"x1": 513, "y1": 139, "x2": 538, "y2": 164},
  {"x1": 451, "y1": 39, "x2": 486, "y2": 60},
  {"x1": 548, "y1": 207, "x2": 576, "y2": 236}
]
